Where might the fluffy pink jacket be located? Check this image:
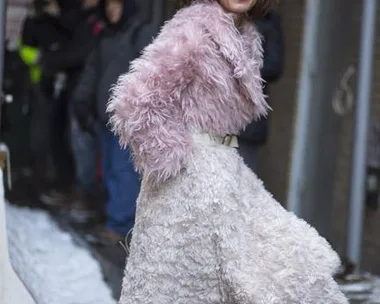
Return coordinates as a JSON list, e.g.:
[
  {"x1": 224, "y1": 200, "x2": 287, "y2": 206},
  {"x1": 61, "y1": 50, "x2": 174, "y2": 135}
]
[{"x1": 107, "y1": 0, "x2": 268, "y2": 182}]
